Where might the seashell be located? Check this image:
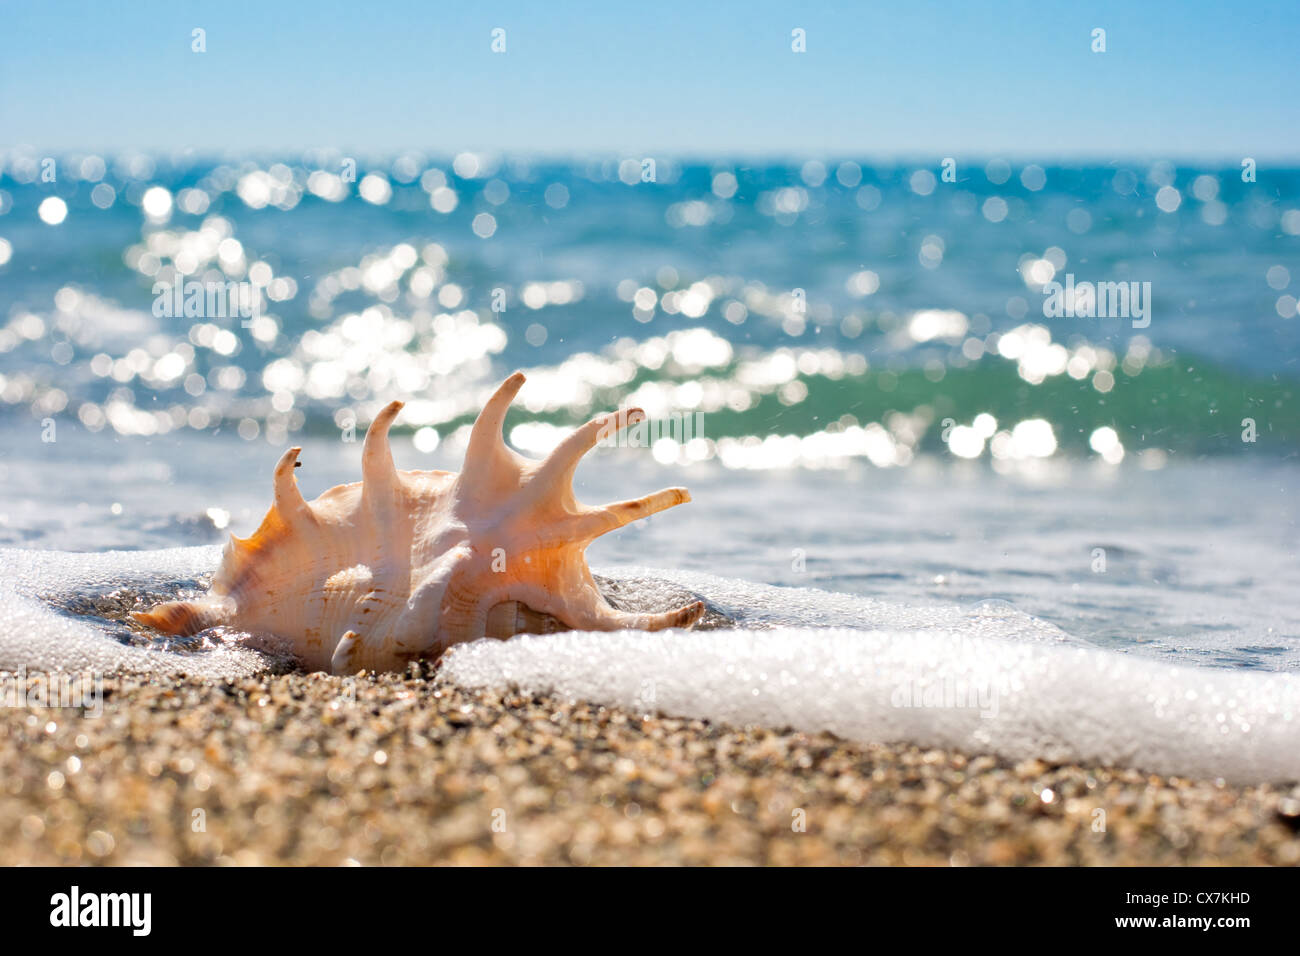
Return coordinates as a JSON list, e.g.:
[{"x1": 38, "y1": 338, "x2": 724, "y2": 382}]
[{"x1": 132, "y1": 372, "x2": 704, "y2": 673}]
